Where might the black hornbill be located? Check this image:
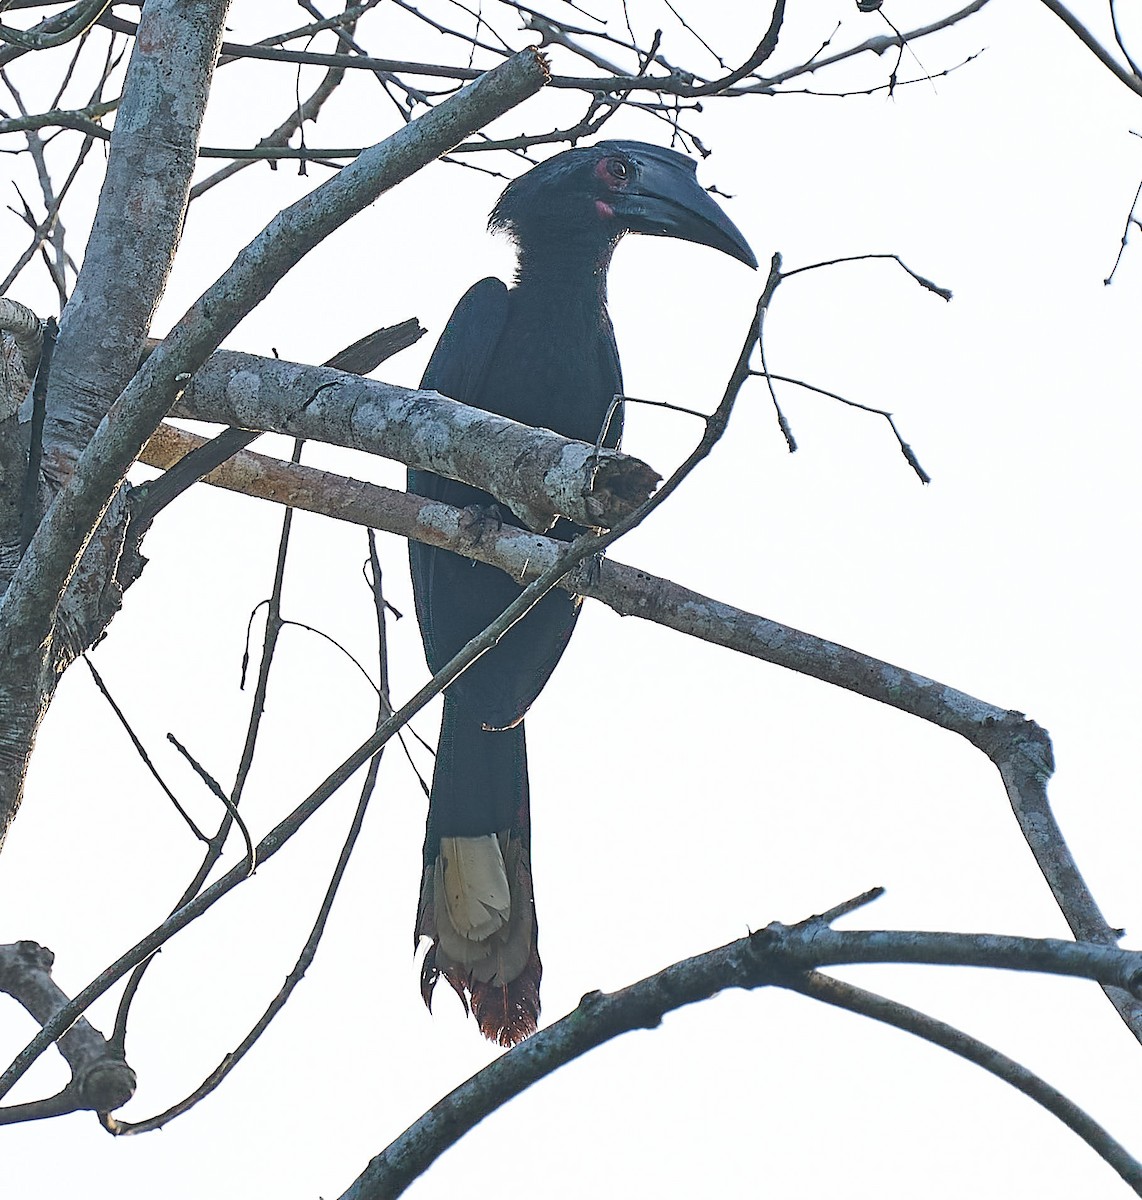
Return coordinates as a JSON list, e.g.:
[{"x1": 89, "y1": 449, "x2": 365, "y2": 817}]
[{"x1": 409, "y1": 140, "x2": 755, "y2": 1045}]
